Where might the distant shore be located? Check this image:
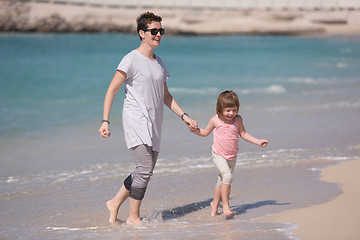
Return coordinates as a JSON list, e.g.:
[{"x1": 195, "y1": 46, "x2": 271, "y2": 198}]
[
  {"x1": 1, "y1": 1, "x2": 360, "y2": 36},
  {"x1": 264, "y1": 159, "x2": 360, "y2": 240}
]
